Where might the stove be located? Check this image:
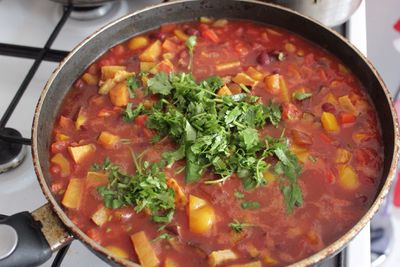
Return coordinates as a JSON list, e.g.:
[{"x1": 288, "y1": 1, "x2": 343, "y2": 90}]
[{"x1": 0, "y1": 0, "x2": 370, "y2": 266}]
